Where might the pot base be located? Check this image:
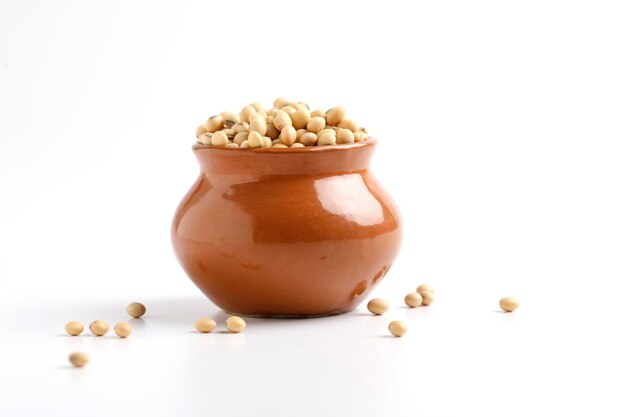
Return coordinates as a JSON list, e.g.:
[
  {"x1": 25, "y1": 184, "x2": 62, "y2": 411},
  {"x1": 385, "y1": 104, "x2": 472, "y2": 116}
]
[{"x1": 223, "y1": 308, "x2": 355, "y2": 319}]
